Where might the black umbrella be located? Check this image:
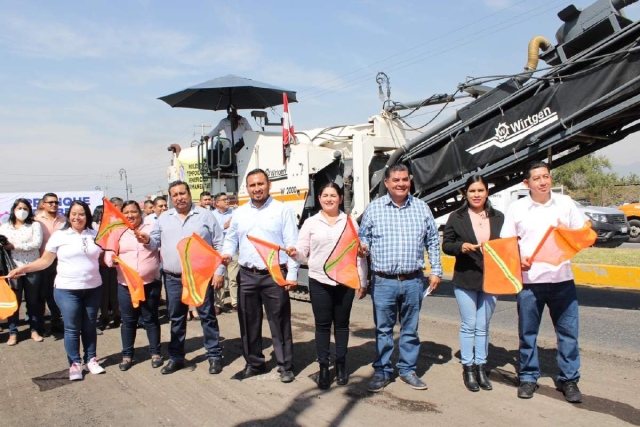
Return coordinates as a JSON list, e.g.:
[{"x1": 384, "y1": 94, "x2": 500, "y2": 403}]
[{"x1": 158, "y1": 74, "x2": 297, "y2": 111}]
